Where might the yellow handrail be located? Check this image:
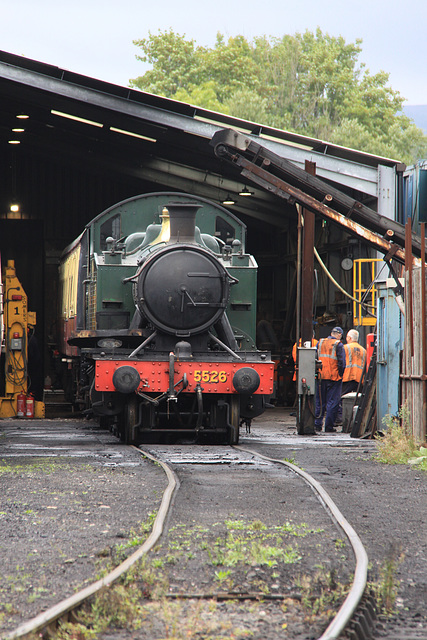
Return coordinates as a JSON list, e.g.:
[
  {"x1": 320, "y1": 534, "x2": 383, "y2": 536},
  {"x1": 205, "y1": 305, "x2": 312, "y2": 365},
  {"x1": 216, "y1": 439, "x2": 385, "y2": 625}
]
[{"x1": 353, "y1": 258, "x2": 381, "y2": 326}]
